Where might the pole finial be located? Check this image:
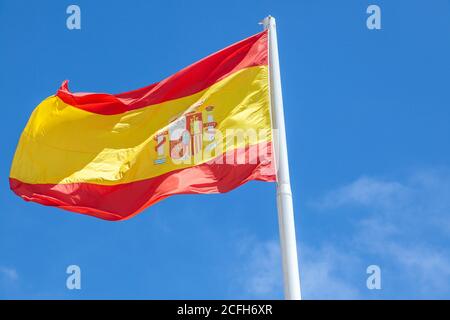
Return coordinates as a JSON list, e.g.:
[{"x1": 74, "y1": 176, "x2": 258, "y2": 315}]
[{"x1": 259, "y1": 15, "x2": 275, "y2": 30}]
